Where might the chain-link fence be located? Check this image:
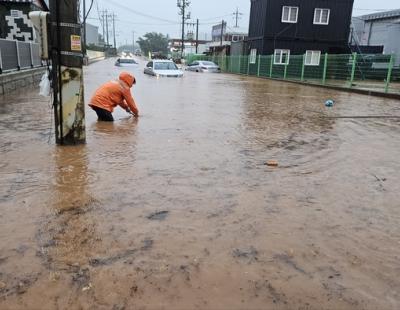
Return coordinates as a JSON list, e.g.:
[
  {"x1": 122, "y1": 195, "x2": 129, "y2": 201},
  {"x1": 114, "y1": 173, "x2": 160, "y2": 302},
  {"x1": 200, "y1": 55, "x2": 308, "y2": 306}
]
[
  {"x1": 0, "y1": 39, "x2": 43, "y2": 74},
  {"x1": 187, "y1": 53, "x2": 400, "y2": 95}
]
